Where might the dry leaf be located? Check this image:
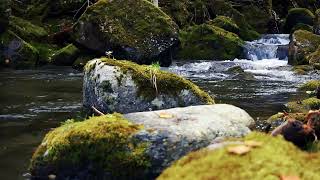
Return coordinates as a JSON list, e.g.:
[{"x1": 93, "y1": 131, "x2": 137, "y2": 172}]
[
  {"x1": 158, "y1": 112, "x2": 174, "y2": 119},
  {"x1": 279, "y1": 175, "x2": 300, "y2": 180},
  {"x1": 244, "y1": 140, "x2": 263, "y2": 148},
  {"x1": 227, "y1": 145, "x2": 251, "y2": 155}
]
